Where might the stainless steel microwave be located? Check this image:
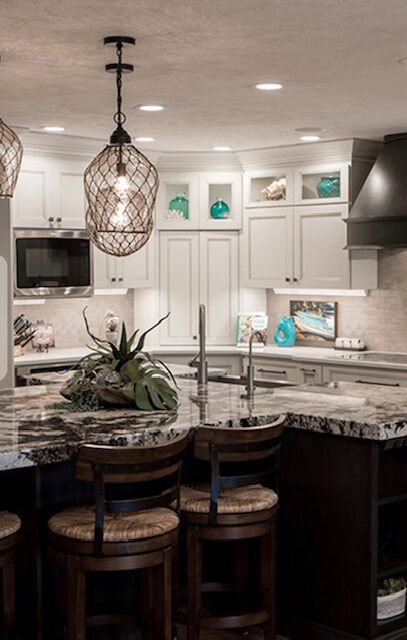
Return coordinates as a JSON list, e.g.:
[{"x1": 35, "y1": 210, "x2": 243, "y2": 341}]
[{"x1": 14, "y1": 228, "x2": 93, "y2": 298}]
